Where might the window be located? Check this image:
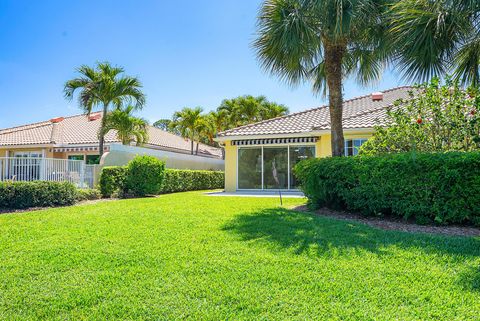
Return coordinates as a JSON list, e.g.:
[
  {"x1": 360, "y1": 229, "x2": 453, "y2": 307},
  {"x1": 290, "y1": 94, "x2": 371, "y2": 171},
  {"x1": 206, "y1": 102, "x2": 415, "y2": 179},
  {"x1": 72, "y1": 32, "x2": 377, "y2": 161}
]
[
  {"x1": 68, "y1": 155, "x2": 84, "y2": 161},
  {"x1": 238, "y1": 148, "x2": 262, "y2": 189},
  {"x1": 344, "y1": 139, "x2": 367, "y2": 156},
  {"x1": 237, "y1": 145, "x2": 315, "y2": 190},
  {"x1": 263, "y1": 147, "x2": 288, "y2": 189},
  {"x1": 13, "y1": 151, "x2": 43, "y2": 180},
  {"x1": 86, "y1": 155, "x2": 100, "y2": 165},
  {"x1": 289, "y1": 146, "x2": 315, "y2": 189}
]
